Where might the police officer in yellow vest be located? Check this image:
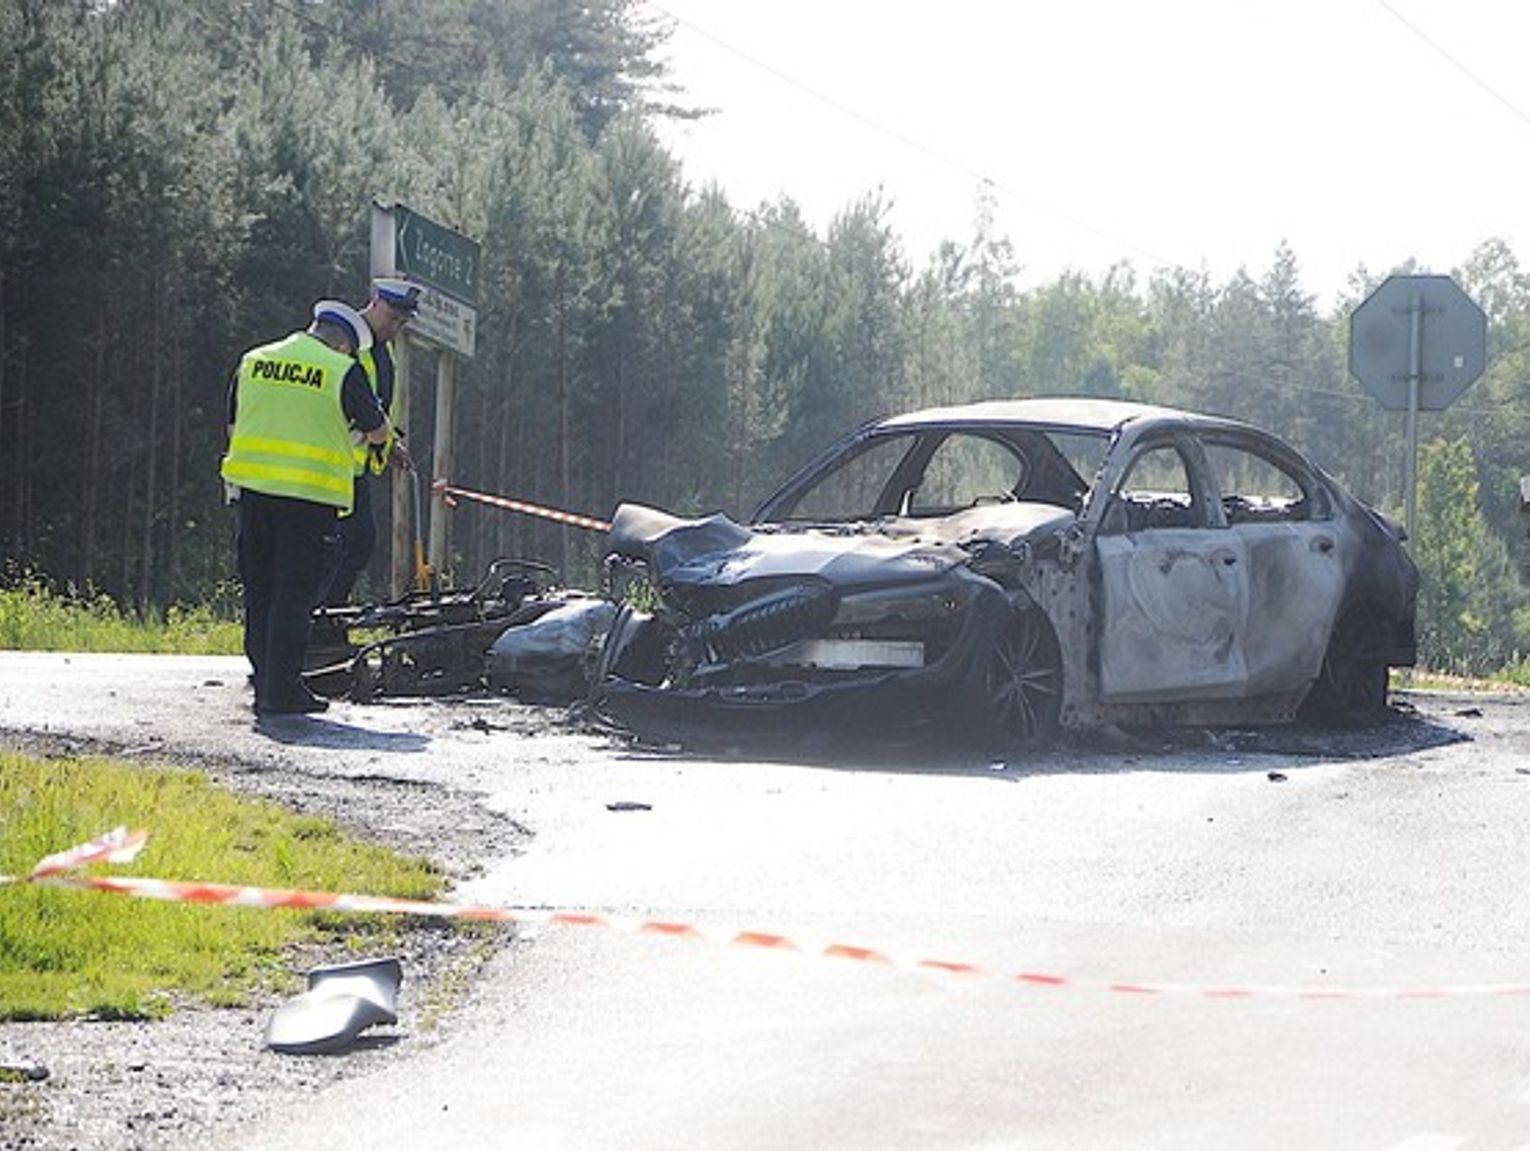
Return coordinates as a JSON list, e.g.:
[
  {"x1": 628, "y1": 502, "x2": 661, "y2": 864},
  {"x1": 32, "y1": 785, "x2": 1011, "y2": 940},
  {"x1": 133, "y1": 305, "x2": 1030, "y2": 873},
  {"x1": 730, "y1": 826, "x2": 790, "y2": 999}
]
[
  {"x1": 320, "y1": 276, "x2": 420, "y2": 606},
  {"x1": 222, "y1": 301, "x2": 391, "y2": 716}
]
